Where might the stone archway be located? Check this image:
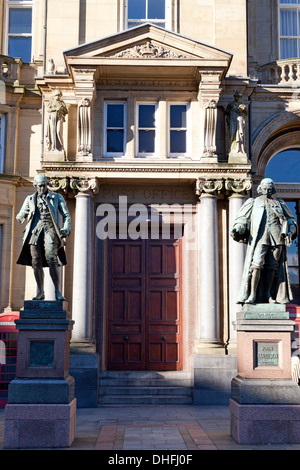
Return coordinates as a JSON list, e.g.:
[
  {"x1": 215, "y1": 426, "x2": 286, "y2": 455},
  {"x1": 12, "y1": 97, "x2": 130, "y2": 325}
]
[{"x1": 252, "y1": 110, "x2": 300, "y2": 177}]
